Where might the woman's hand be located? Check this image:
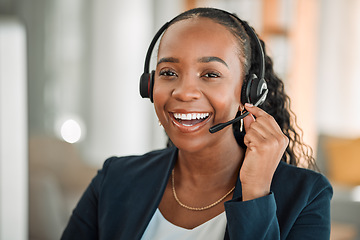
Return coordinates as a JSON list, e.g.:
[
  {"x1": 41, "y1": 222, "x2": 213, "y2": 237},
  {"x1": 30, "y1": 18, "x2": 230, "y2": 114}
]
[{"x1": 240, "y1": 103, "x2": 289, "y2": 201}]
